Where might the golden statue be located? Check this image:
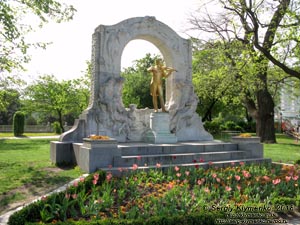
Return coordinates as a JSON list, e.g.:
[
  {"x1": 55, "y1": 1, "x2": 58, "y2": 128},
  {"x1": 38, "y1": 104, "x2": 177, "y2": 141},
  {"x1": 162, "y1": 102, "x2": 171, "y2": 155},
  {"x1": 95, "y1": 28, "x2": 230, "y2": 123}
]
[{"x1": 147, "y1": 59, "x2": 176, "y2": 112}]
